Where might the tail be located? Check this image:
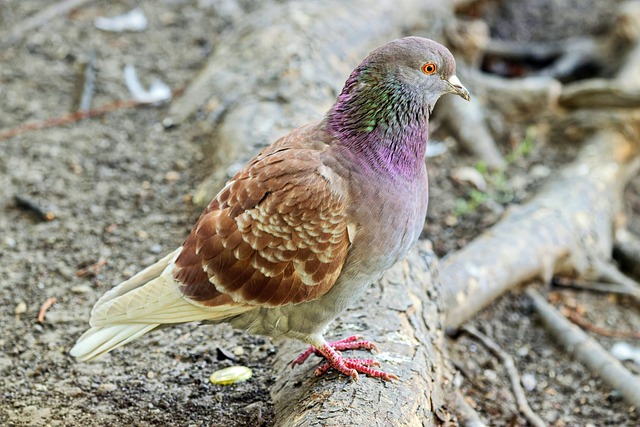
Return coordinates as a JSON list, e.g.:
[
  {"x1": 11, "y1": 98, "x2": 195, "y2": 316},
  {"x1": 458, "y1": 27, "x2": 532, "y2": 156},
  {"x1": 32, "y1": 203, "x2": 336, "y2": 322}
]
[{"x1": 71, "y1": 248, "x2": 251, "y2": 361}]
